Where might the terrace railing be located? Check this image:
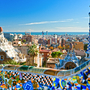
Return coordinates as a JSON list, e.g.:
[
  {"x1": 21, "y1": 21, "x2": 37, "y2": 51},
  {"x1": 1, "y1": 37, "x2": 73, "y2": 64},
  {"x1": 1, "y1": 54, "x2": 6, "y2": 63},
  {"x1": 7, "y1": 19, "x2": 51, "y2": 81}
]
[{"x1": 0, "y1": 60, "x2": 89, "y2": 79}]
